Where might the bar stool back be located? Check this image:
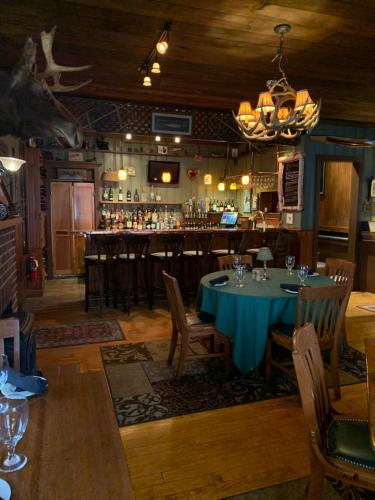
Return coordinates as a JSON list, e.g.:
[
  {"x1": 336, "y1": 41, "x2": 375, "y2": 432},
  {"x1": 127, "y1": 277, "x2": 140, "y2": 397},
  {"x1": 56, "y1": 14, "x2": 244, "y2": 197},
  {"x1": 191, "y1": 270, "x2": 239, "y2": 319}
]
[
  {"x1": 118, "y1": 233, "x2": 151, "y2": 314},
  {"x1": 183, "y1": 232, "x2": 213, "y2": 288},
  {"x1": 84, "y1": 233, "x2": 121, "y2": 314},
  {"x1": 150, "y1": 233, "x2": 186, "y2": 307}
]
